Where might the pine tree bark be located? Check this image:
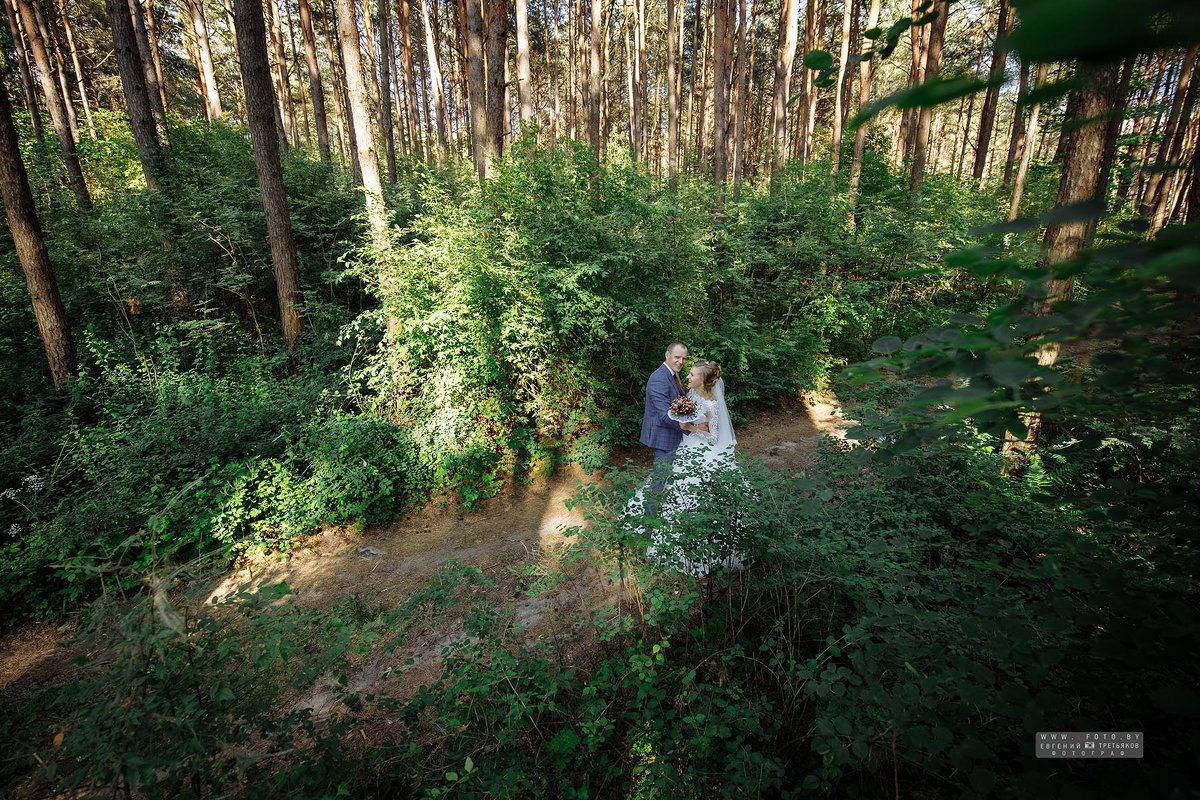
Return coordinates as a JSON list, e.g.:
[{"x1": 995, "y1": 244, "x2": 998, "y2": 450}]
[
  {"x1": 848, "y1": 0, "x2": 883, "y2": 209},
  {"x1": 1141, "y1": 46, "x2": 1198, "y2": 221},
  {"x1": 464, "y1": 0, "x2": 489, "y2": 177},
  {"x1": 515, "y1": 0, "x2": 532, "y2": 122},
  {"x1": 419, "y1": 0, "x2": 451, "y2": 158},
  {"x1": 267, "y1": 0, "x2": 298, "y2": 147},
  {"x1": 36, "y1": 2, "x2": 79, "y2": 144},
  {"x1": 337, "y1": 0, "x2": 388, "y2": 249},
  {"x1": 16, "y1": 0, "x2": 90, "y2": 209},
  {"x1": 897, "y1": 0, "x2": 925, "y2": 163},
  {"x1": 588, "y1": 0, "x2": 601, "y2": 169},
  {"x1": 1009, "y1": 62, "x2": 1048, "y2": 219},
  {"x1": 187, "y1": 0, "x2": 224, "y2": 119},
  {"x1": 1150, "y1": 70, "x2": 1199, "y2": 233},
  {"x1": 0, "y1": 73, "x2": 76, "y2": 387},
  {"x1": 710, "y1": 0, "x2": 731, "y2": 188},
  {"x1": 4, "y1": 0, "x2": 44, "y2": 142},
  {"x1": 831, "y1": 0, "x2": 855, "y2": 174},
  {"x1": 485, "y1": 0, "x2": 507, "y2": 161},
  {"x1": 1004, "y1": 62, "x2": 1122, "y2": 456},
  {"x1": 396, "y1": 0, "x2": 420, "y2": 156},
  {"x1": 1186, "y1": 125, "x2": 1200, "y2": 222},
  {"x1": 1002, "y1": 57, "x2": 1029, "y2": 190},
  {"x1": 632, "y1": 0, "x2": 647, "y2": 161},
  {"x1": 378, "y1": 0, "x2": 397, "y2": 181},
  {"x1": 325, "y1": 0, "x2": 358, "y2": 172},
  {"x1": 730, "y1": 0, "x2": 752, "y2": 197},
  {"x1": 298, "y1": 0, "x2": 332, "y2": 159},
  {"x1": 128, "y1": 0, "x2": 167, "y2": 128},
  {"x1": 106, "y1": 0, "x2": 165, "y2": 191},
  {"x1": 909, "y1": 0, "x2": 947, "y2": 193},
  {"x1": 665, "y1": 0, "x2": 679, "y2": 183},
  {"x1": 797, "y1": 0, "x2": 821, "y2": 166},
  {"x1": 56, "y1": 0, "x2": 95, "y2": 139},
  {"x1": 1097, "y1": 57, "x2": 1134, "y2": 204},
  {"x1": 770, "y1": 0, "x2": 799, "y2": 180},
  {"x1": 233, "y1": 0, "x2": 305, "y2": 352},
  {"x1": 972, "y1": 0, "x2": 1010, "y2": 184}
]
